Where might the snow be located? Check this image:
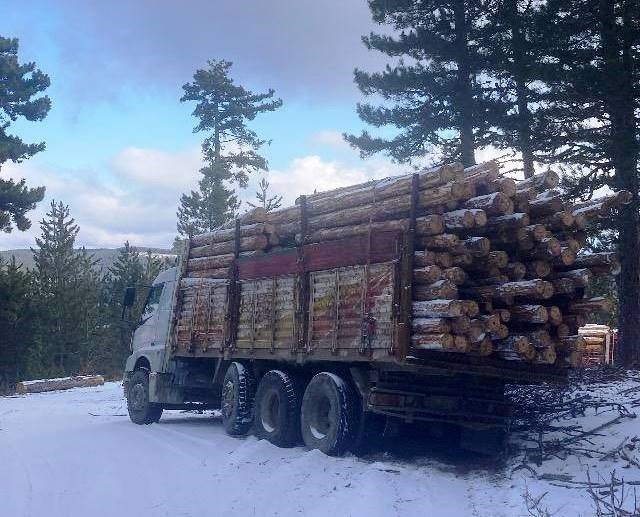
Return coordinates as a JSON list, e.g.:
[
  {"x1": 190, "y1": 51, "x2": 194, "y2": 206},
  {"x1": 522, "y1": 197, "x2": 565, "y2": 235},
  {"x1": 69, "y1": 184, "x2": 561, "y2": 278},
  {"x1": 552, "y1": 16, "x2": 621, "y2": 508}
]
[{"x1": 1, "y1": 374, "x2": 639, "y2": 517}]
